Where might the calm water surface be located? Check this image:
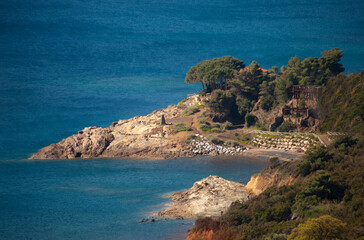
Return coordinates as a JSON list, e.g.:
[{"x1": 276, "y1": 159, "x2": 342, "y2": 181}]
[{"x1": 0, "y1": 156, "x2": 267, "y2": 239}]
